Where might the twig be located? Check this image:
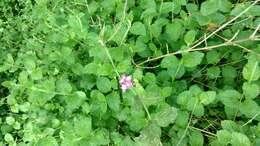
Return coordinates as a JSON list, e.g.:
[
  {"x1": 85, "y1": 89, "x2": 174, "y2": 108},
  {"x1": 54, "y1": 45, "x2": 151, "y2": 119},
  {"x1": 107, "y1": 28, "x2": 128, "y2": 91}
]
[
  {"x1": 176, "y1": 101, "x2": 198, "y2": 146},
  {"x1": 251, "y1": 23, "x2": 260, "y2": 38},
  {"x1": 214, "y1": 33, "x2": 253, "y2": 53},
  {"x1": 107, "y1": 0, "x2": 128, "y2": 42},
  {"x1": 136, "y1": 36, "x2": 259, "y2": 67},
  {"x1": 229, "y1": 30, "x2": 240, "y2": 42},
  {"x1": 136, "y1": 0, "x2": 260, "y2": 67},
  {"x1": 188, "y1": 0, "x2": 259, "y2": 51},
  {"x1": 189, "y1": 126, "x2": 217, "y2": 137},
  {"x1": 99, "y1": 38, "x2": 120, "y2": 78},
  {"x1": 242, "y1": 111, "x2": 260, "y2": 127}
]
